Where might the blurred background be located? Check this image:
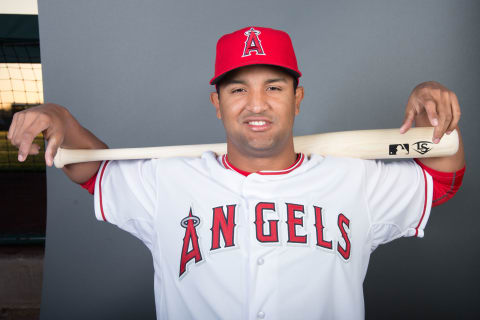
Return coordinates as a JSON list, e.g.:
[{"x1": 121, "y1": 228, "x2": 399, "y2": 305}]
[{"x1": 0, "y1": 1, "x2": 44, "y2": 319}]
